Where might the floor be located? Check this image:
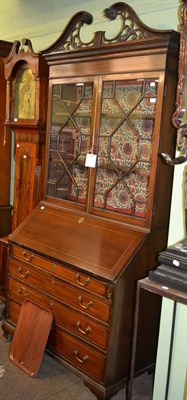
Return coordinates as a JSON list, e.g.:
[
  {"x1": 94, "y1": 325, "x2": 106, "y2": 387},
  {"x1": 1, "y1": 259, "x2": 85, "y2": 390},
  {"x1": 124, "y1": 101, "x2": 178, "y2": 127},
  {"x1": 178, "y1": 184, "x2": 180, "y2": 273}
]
[{"x1": 0, "y1": 327, "x2": 153, "y2": 400}]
